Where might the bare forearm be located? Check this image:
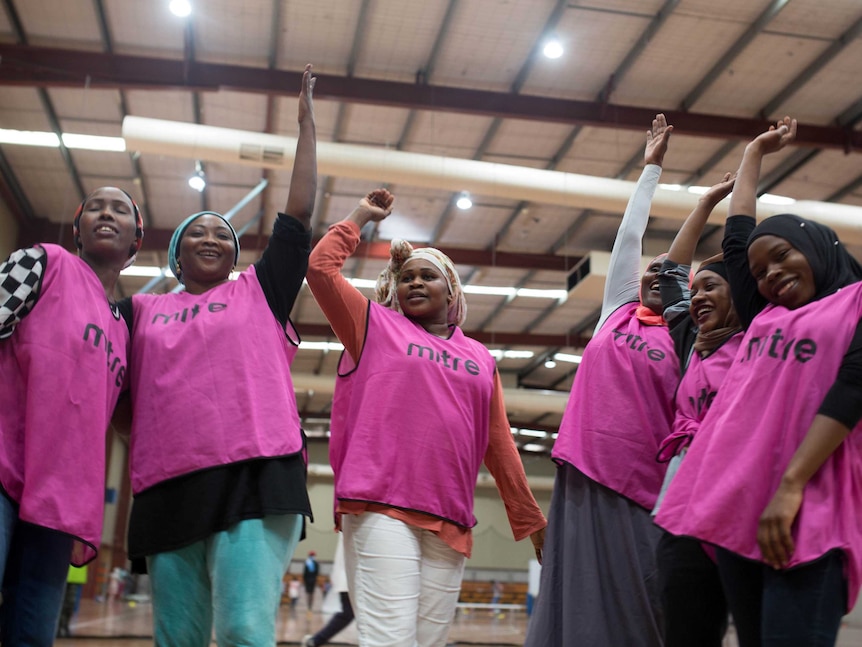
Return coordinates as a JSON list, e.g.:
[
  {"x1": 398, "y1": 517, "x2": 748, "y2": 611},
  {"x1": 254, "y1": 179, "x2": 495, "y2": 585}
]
[
  {"x1": 729, "y1": 144, "x2": 763, "y2": 219},
  {"x1": 284, "y1": 117, "x2": 317, "y2": 229},
  {"x1": 782, "y1": 414, "x2": 851, "y2": 489},
  {"x1": 667, "y1": 200, "x2": 715, "y2": 265},
  {"x1": 346, "y1": 206, "x2": 376, "y2": 230}
]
